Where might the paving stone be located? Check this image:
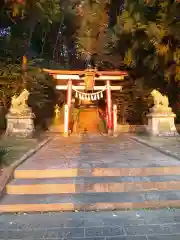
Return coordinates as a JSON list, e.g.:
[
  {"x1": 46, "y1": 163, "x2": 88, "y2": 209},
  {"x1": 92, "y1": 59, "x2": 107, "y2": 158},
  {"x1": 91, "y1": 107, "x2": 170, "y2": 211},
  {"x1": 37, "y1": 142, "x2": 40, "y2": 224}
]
[
  {"x1": 85, "y1": 226, "x2": 125, "y2": 237},
  {"x1": 107, "y1": 237, "x2": 147, "y2": 240},
  {"x1": 46, "y1": 228, "x2": 84, "y2": 238},
  {"x1": 2, "y1": 227, "x2": 84, "y2": 239},
  {"x1": 1, "y1": 209, "x2": 180, "y2": 226},
  {"x1": 124, "y1": 225, "x2": 160, "y2": 236},
  {"x1": 2, "y1": 210, "x2": 180, "y2": 239},
  {"x1": 124, "y1": 223, "x2": 180, "y2": 236},
  {"x1": 62, "y1": 238, "x2": 104, "y2": 240},
  {"x1": 102, "y1": 214, "x2": 180, "y2": 226},
  {"x1": 147, "y1": 234, "x2": 180, "y2": 240},
  {"x1": 159, "y1": 223, "x2": 180, "y2": 234},
  {"x1": 102, "y1": 227, "x2": 125, "y2": 236},
  {"x1": 102, "y1": 218, "x2": 145, "y2": 226},
  {"x1": 85, "y1": 227, "x2": 103, "y2": 237}
]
